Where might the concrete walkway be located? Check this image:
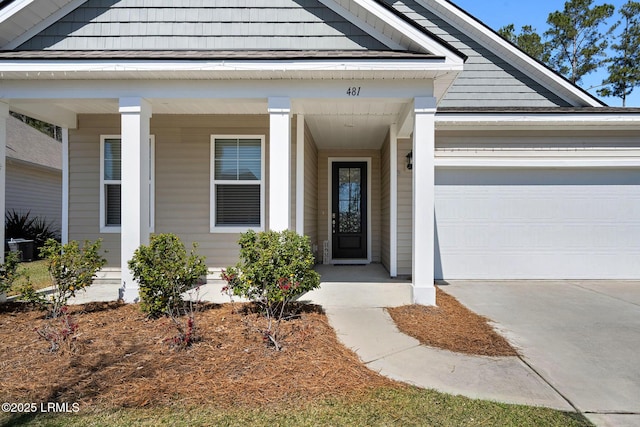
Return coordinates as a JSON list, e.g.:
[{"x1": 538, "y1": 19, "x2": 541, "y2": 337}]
[
  {"x1": 65, "y1": 264, "x2": 636, "y2": 422},
  {"x1": 304, "y1": 265, "x2": 573, "y2": 411}
]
